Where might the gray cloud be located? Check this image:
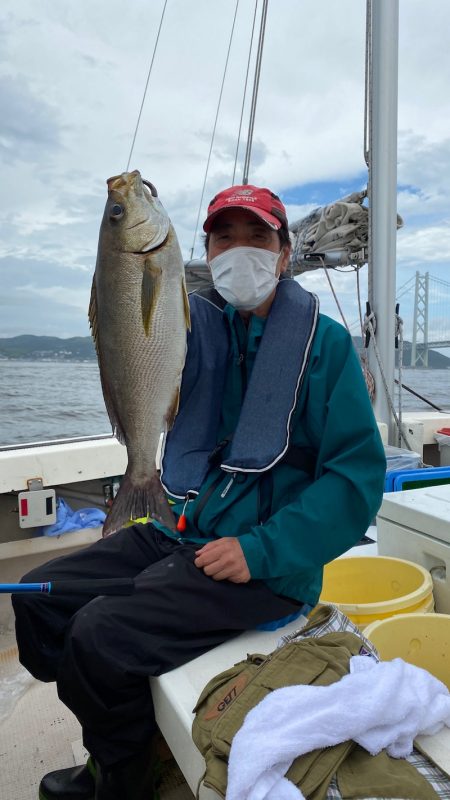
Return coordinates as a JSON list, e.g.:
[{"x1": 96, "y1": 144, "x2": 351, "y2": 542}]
[
  {"x1": 1, "y1": 0, "x2": 450, "y2": 337},
  {"x1": 0, "y1": 255, "x2": 93, "y2": 336},
  {"x1": 0, "y1": 75, "x2": 62, "y2": 163},
  {"x1": 399, "y1": 133, "x2": 450, "y2": 197}
]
